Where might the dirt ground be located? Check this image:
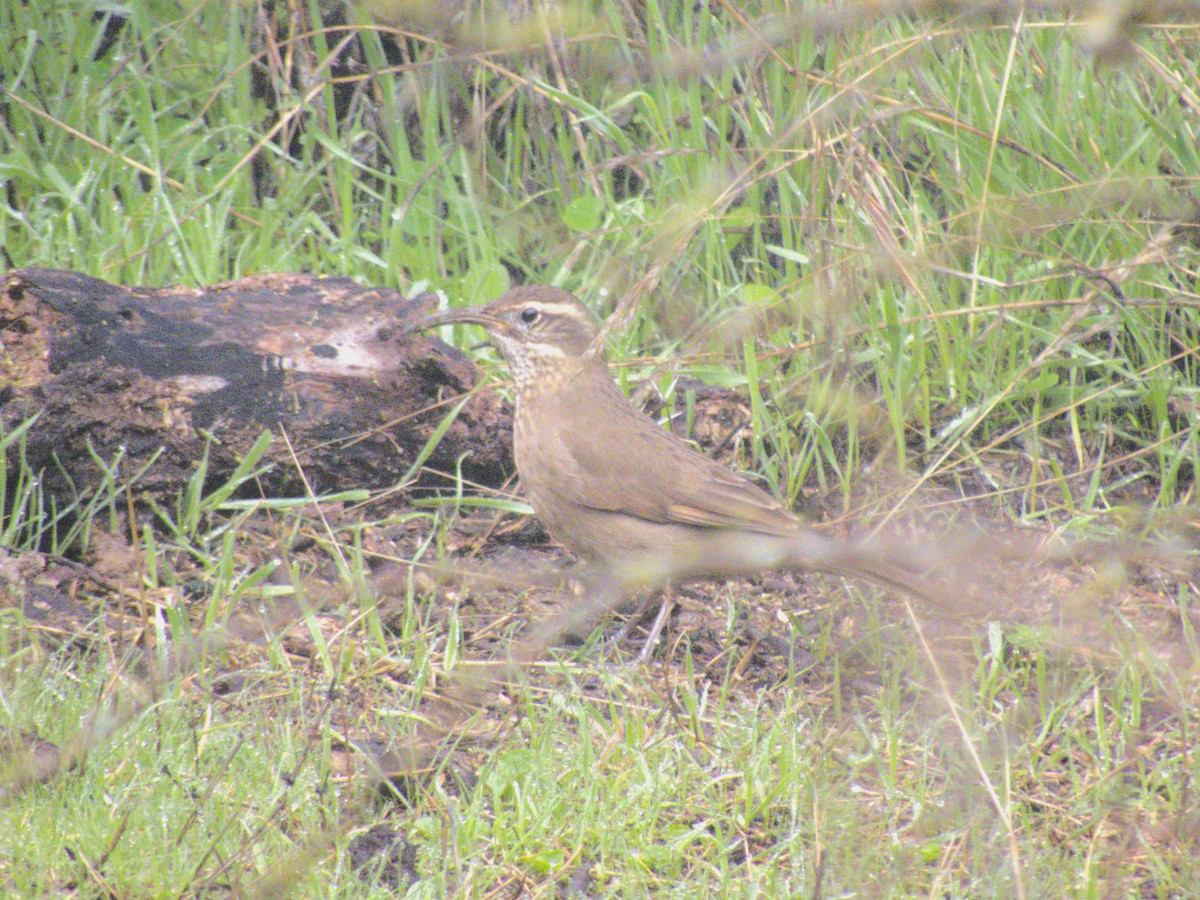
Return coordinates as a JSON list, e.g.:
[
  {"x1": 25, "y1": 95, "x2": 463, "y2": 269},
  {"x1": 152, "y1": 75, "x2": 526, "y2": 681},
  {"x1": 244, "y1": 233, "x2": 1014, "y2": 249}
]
[{"x1": 3, "y1": 348, "x2": 1198, "y2": 891}]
